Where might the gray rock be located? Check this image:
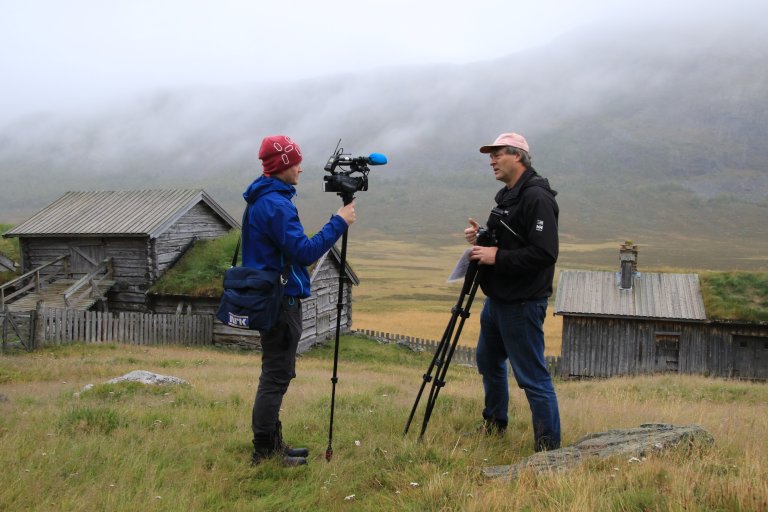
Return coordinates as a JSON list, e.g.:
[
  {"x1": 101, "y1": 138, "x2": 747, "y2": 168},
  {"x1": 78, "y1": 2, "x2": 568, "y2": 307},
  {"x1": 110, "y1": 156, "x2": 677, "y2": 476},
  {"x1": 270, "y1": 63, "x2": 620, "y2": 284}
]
[
  {"x1": 106, "y1": 370, "x2": 188, "y2": 386},
  {"x1": 396, "y1": 340, "x2": 424, "y2": 352},
  {"x1": 483, "y1": 423, "x2": 713, "y2": 480}
]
